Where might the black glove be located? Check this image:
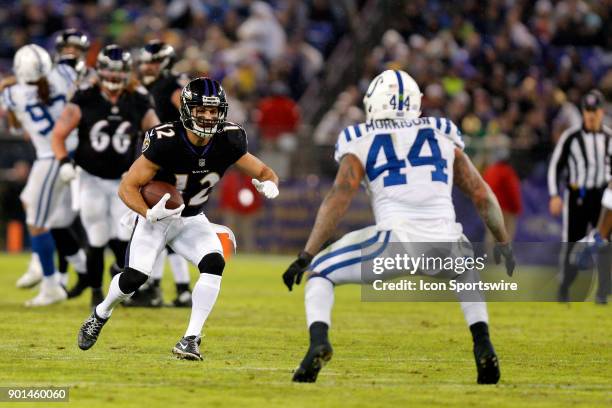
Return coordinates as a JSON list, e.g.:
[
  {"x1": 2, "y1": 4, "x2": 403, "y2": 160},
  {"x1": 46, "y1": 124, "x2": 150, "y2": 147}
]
[
  {"x1": 282, "y1": 251, "x2": 314, "y2": 291},
  {"x1": 493, "y1": 243, "x2": 516, "y2": 277}
]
